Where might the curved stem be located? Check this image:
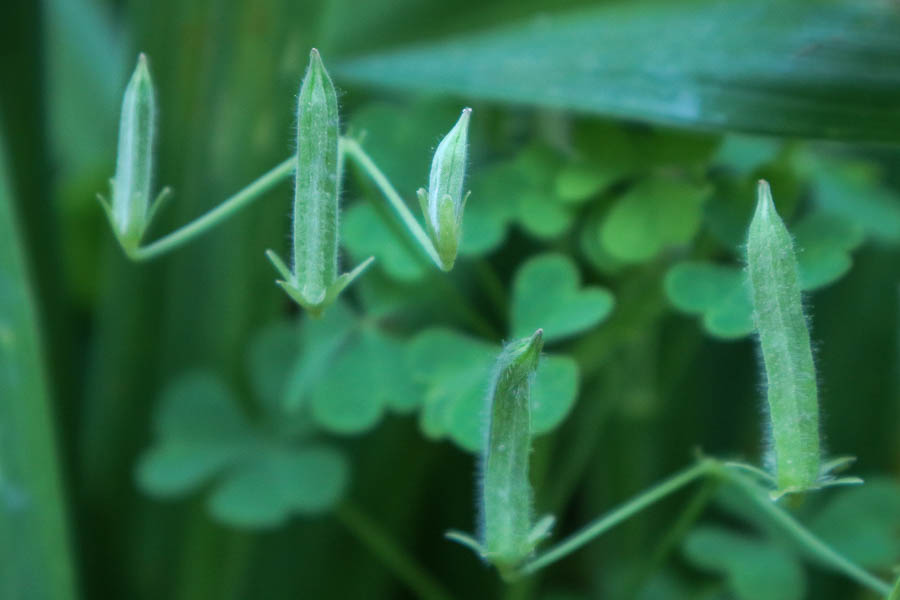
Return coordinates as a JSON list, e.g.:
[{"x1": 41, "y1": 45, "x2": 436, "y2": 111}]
[
  {"x1": 341, "y1": 137, "x2": 443, "y2": 269},
  {"x1": 519, "y1": 460, "x2": 712, "y2": 575},
  {"x1": 336, "y1": 502, "x2": 454, "y2": 600},
  {"x1": 716, "y1": 466, "x2": 893, "y2": 597},
  {"x1": 130, "y1": 157, "x2": 295, "y2": 261}
]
